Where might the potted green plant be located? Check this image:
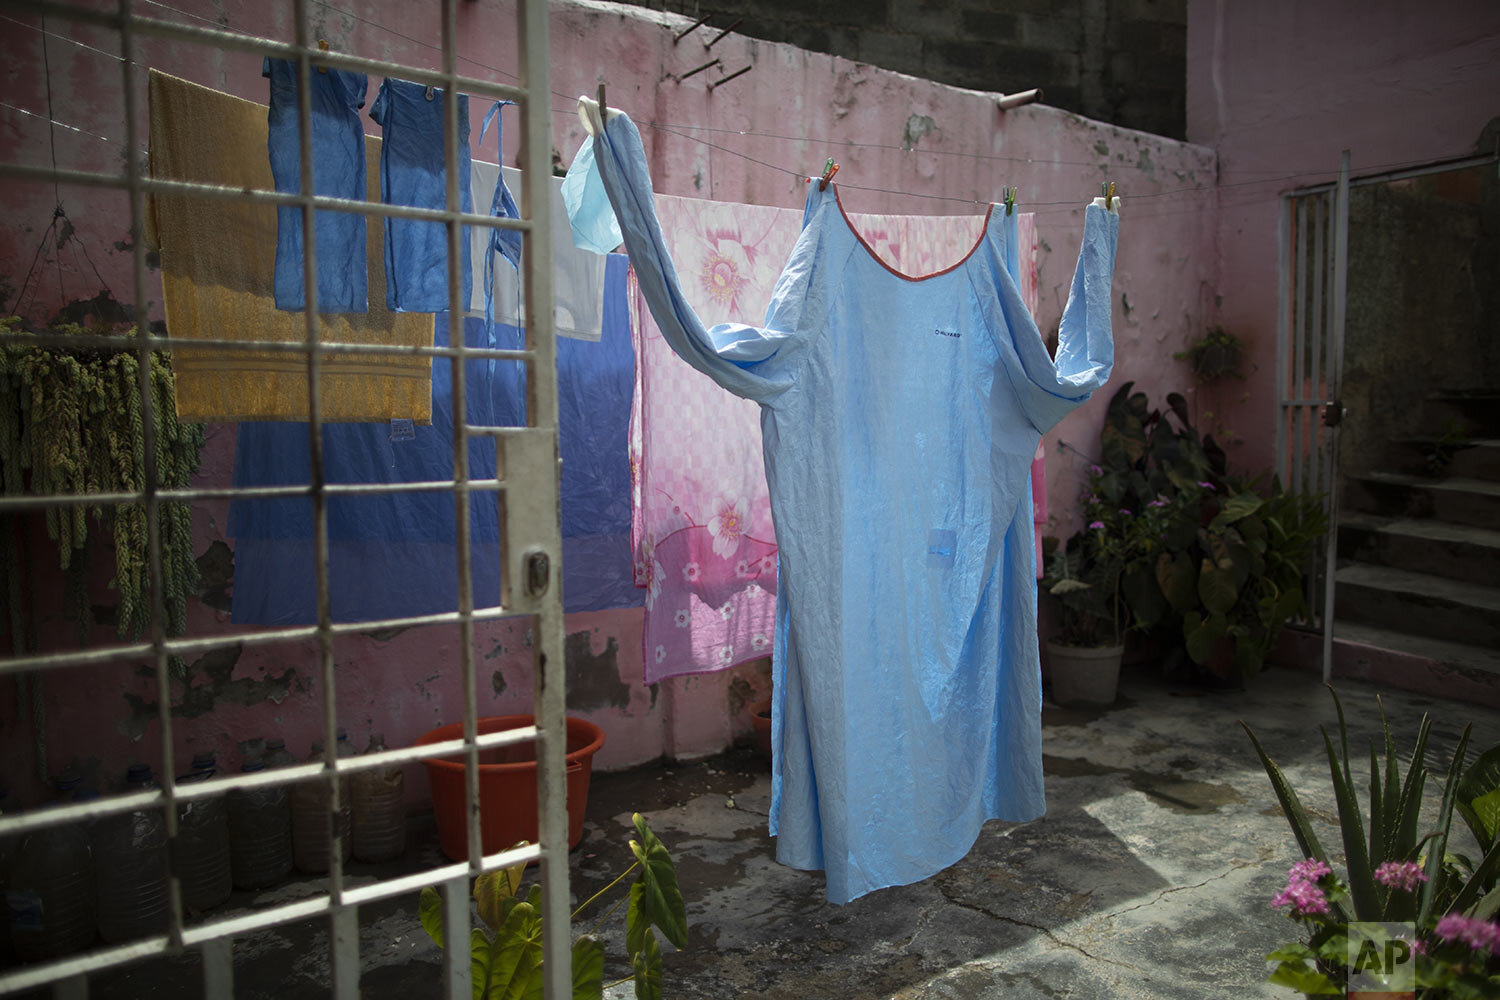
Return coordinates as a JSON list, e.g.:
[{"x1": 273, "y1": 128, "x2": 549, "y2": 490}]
[
  {"x1": 1243, "y1": 688, "x2": 1500, "y2": 996},
  {"x1": 419, "y1": 812, "x2": 687, "y2": 999},
  {"x1": 1041, "y1": 519, "x2": 1135, "y2": 706},
  {"x1": 1174, "y1": 325, "x2": 1243, "y2": 382},
  {"x1": 1085, "y1": 382, "x2": 1327, "y2": 686}
]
